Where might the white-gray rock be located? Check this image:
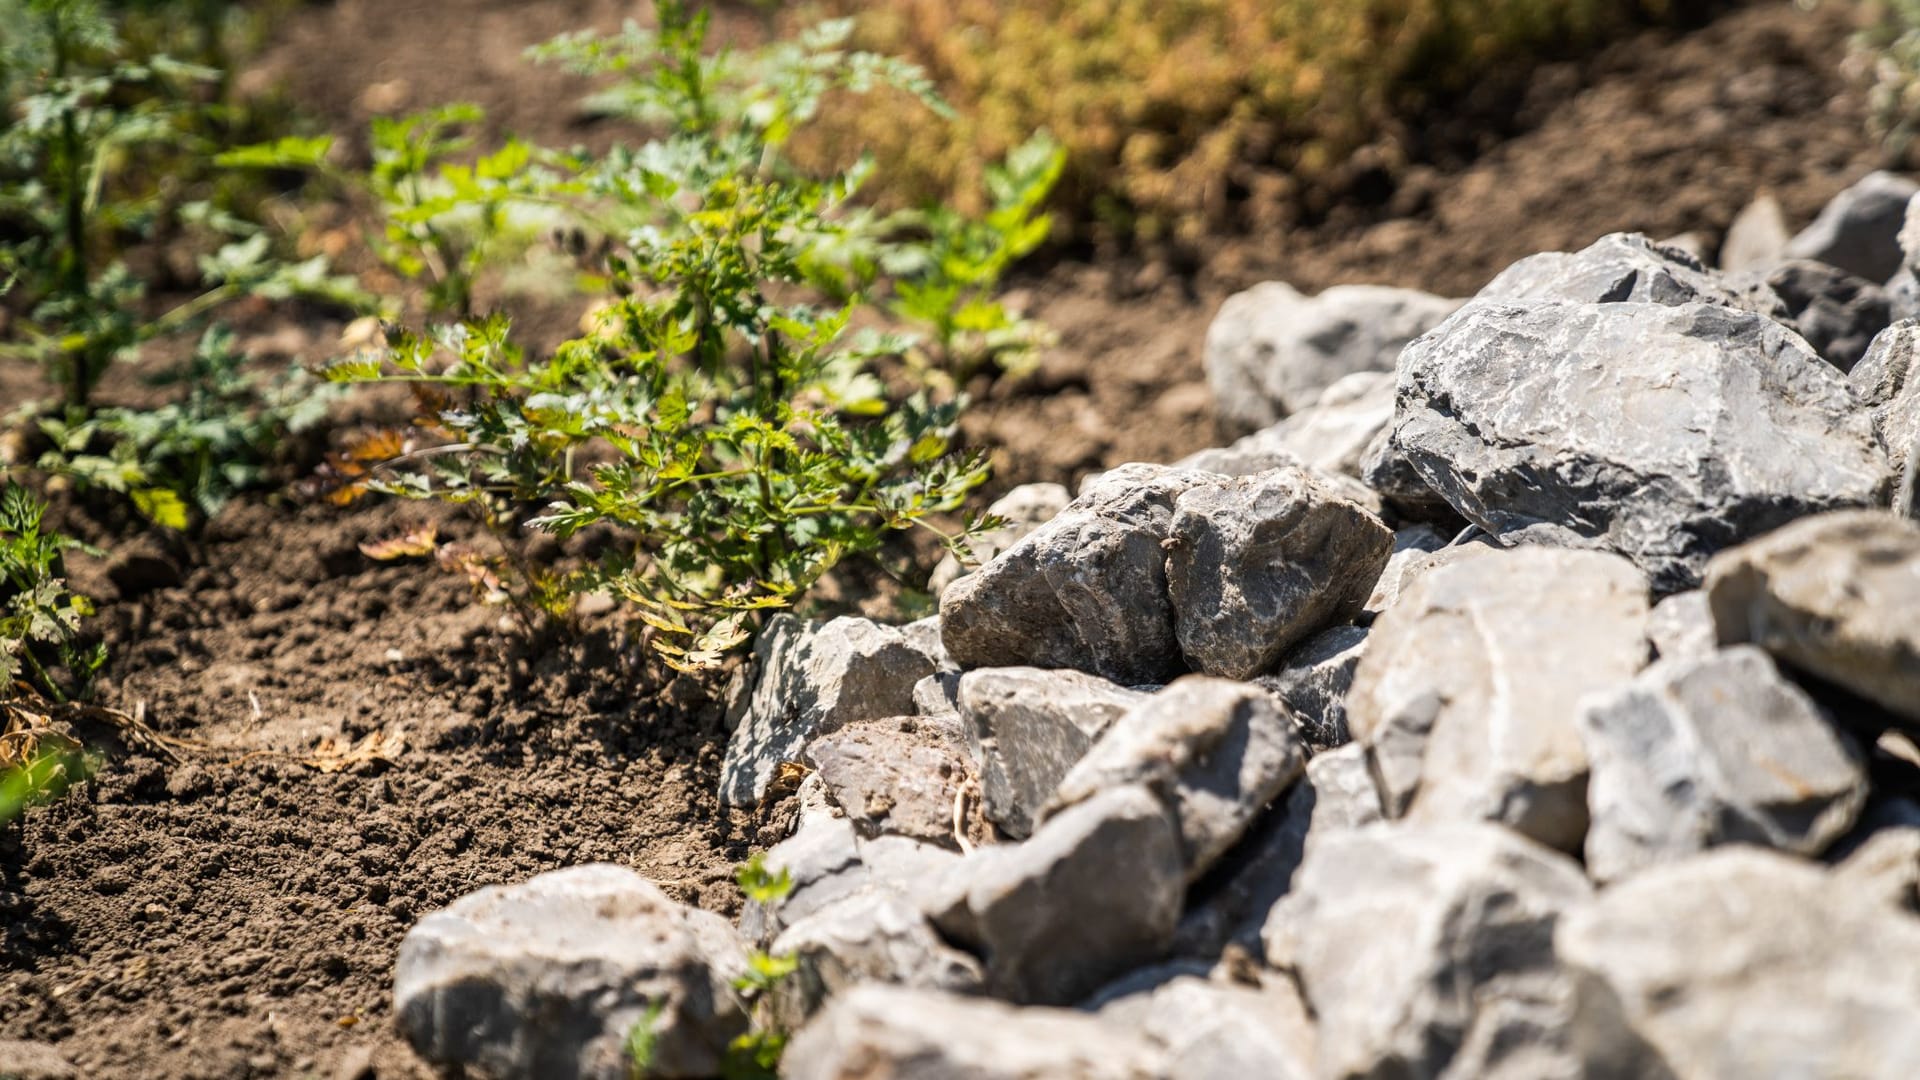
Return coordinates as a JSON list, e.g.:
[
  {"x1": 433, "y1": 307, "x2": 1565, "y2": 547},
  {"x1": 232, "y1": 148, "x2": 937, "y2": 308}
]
[
  {"x1": 1476, "y1": 232, "x2": 1787, "y2": 319},
  {"x1": 393, "y1": 865, "x2": 747, "y2": 1080},
  {"x1": 1262, "y1": 822, "x2": 1593, "y2": 1080},
  {"x1": 721, "y1": 615, "x2": 941, "y2": 807},
  {"x1": 769, "y1": 891, "x2": 985, "y2": 1026},
  {"x1": 1578, "y1": 647, "x2": 1868, "y2": 883},
  {"x1": 940, "y1": 464, "x2": 1204, "y2": 685},
  {"x1": 1390, "y1": 298, "x2": 1890, "y2": 591},
  {"x1": 1097, "y1": 973, "x2": 1316, "y2": 1080},
  {"x1": 1720, "y1": 192, "x2": 1791, "y2": 273},
  {"x1": 1851, "y1": 319, "x2": 1920, "y2": 494},
  {"x1": 1833, "y1": 826, "x2": 1920, "y2": 912},
  {"x1": 1190, "y1": 370, "x2": 1393, "y2": 481},
  {"x1": 1254, "y1": 624, "x2": 1368, "y2": 749},
  {"x1": 1348, "y1": 547, "x2": 1650, "y2": 851},
  {"x1": 804, "y1": 717, "x2": 976, "y2": 849},
  {"x1": 1644, "y1": 589, "x2": 1715, "y2": 663},
  {"x1": 1205, "y1": 281, "x2": 1459, "y2": 433},
  {"x1": 738, "y1": 817, "x2": 866, "y2": 946},
  {"x1": 1045, "y1": 677, "x2": 1305, "y2": 882},
  {"x1": 957, "y1": 666, "x2": 1148, "y2": 839},
  {"x1": 911, "y1": 671, "x2": 962, "y2": 728},
  {"x1": 1558, "y1": 847, "x2": 1920, "y2": 1078},
  {"x1": 1705, "y1": 510, "x2": 1920, "y2": 725},
  {"x1": 932, "y1": 784, "x2": 1184, "y2": 1005},
  {"x1": 783, "y1": 985, "x2": 1166, "y2": 1080},
  {"x1": 927, "y1": 483, "x2": 1072, "y2": 597},
  {"x1": 1165, "y1": 468, "x2": 1393, "y2": 679},
  {"x1": 1784, "y1": 170, "x2": 1920, "y2": 283}
]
